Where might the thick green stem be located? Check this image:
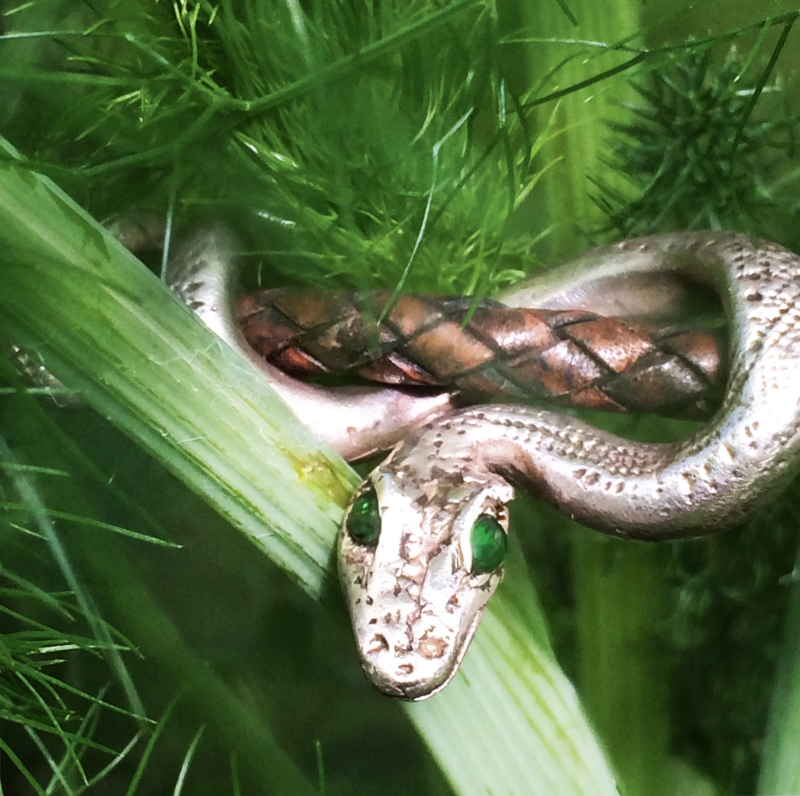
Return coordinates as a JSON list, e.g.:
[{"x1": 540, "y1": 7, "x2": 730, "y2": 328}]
[
  {"x1": 574, "y1": 533, "x2": 673, "y2": 796},
  {"x1": 509, "y1": 0, "x2": 641, "y2": 258},
  {"x1": 0, "y1": 137, "x2": 356, "y2": 601},
  {"x1": 0, "y1": 141, "x2": 618, "y2": 795},
  {"x1": 757, "y1": 544, "x2": 800, "y2": 795}
]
